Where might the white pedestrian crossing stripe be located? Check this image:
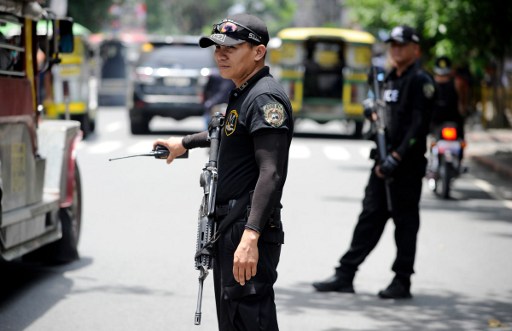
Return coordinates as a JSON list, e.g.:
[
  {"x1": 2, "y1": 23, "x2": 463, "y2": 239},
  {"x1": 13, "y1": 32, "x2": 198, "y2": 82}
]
[
  {"x1": 323, "y1": 146, "x2": 350, "y2": 160},
  {"x1": 289, "y1": 144, "x2": 311, "y2": 159},
  {"x1": 88, "y1": 141, "x2": 123, "y2": 154},
  {"x1": 81, "y1": 140, "x2": 373, "y2": 163}
]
